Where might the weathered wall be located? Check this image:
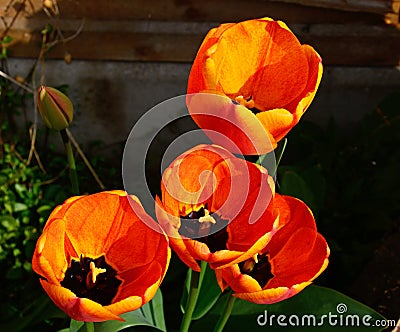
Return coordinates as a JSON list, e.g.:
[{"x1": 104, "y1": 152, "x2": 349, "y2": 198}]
[
  {"x1": 2, "y1": 0, "x2": 400, "y2": 154},
  {"x1": 8, "y1": 59, "x2": 400, "y2": 151}
]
